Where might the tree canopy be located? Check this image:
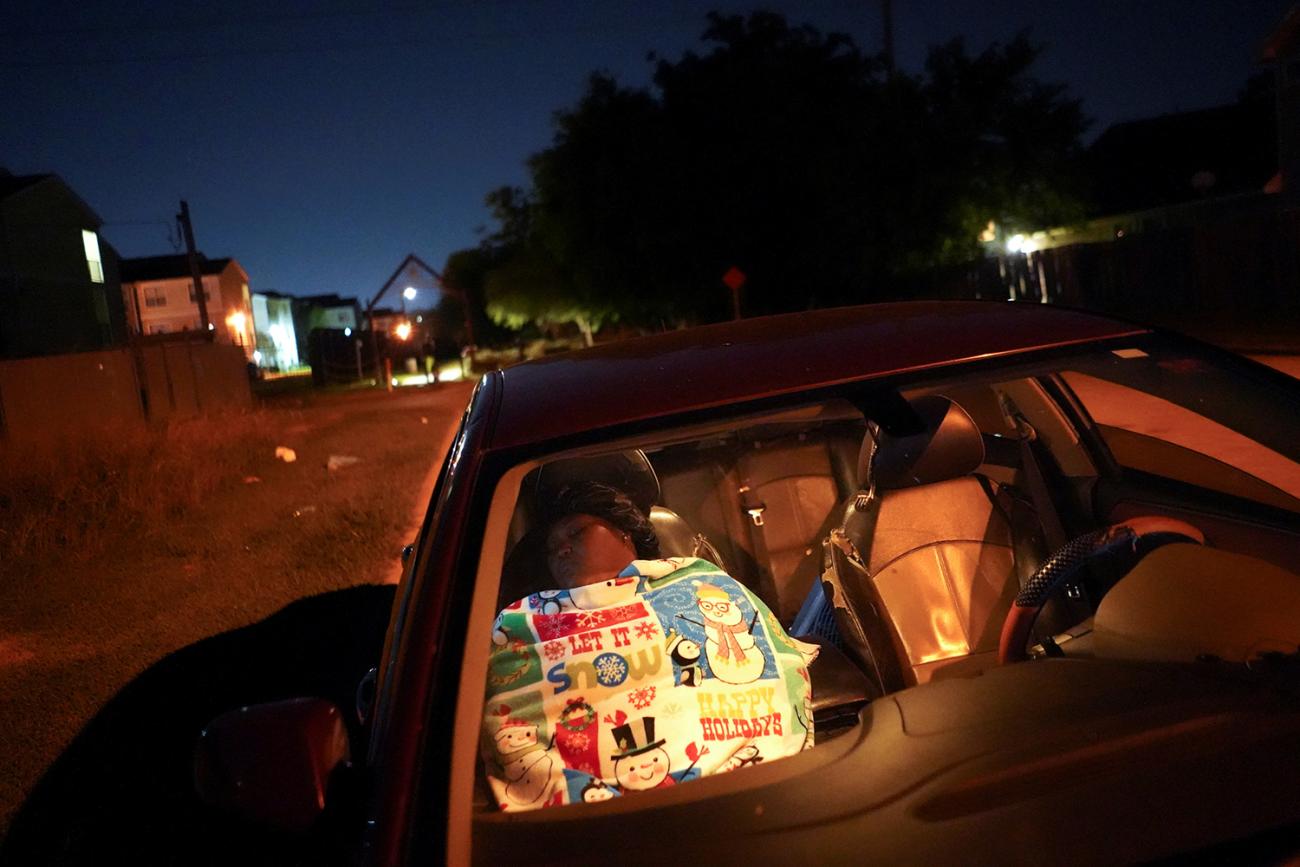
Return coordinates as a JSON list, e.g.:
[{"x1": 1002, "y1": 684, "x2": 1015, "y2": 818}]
[{"x1": 449, "y1": 11, "x2": 1088, "y2": 338}]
